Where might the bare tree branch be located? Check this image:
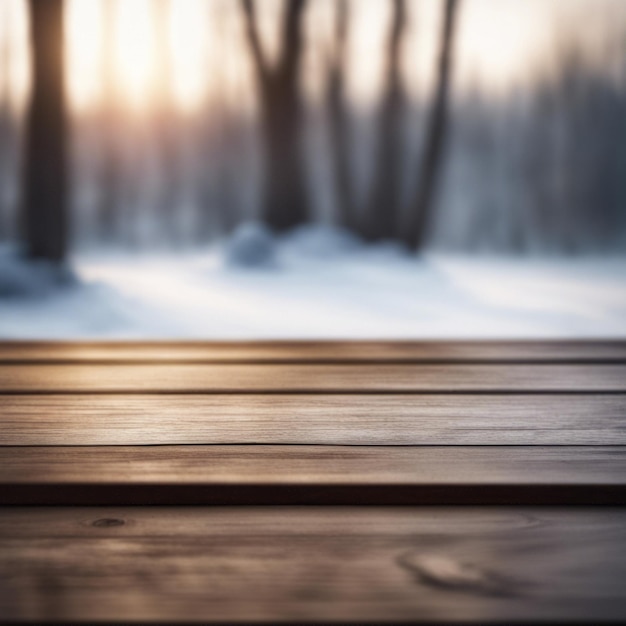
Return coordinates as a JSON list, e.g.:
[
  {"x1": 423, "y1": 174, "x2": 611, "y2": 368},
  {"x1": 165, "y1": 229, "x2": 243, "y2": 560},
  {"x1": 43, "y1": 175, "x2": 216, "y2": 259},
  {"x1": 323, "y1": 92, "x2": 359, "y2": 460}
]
[
  {"x1": 240, "y1": 0, "x2": 268, "y2": 84},
  {"x1": 280, "y1": 0, "x2": 307, "y2": 80},
  {"x1": 327, "y1": 0, "x2": 357, "y2": 230},
  {"x1": 239, "y1": 0, "x2": 310, "y2": 231},
  {"x1": 366, "y1": 0, "x2": 407, "y2": 241},
  {"x1": 406, "y1": 0, "x2": 460, "y2": 251}
]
